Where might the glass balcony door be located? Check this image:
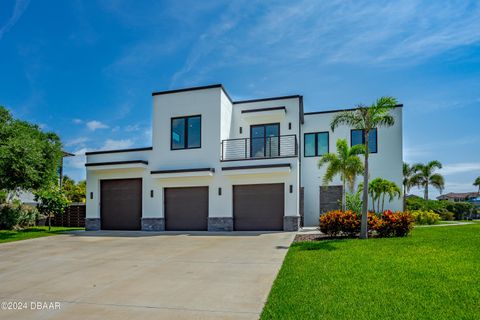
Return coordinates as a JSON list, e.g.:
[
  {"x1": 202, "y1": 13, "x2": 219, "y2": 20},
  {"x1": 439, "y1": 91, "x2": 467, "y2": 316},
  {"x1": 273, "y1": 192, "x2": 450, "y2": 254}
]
[{"x1": 250, "y1": 123, "x2": 280, "y2": 158}]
